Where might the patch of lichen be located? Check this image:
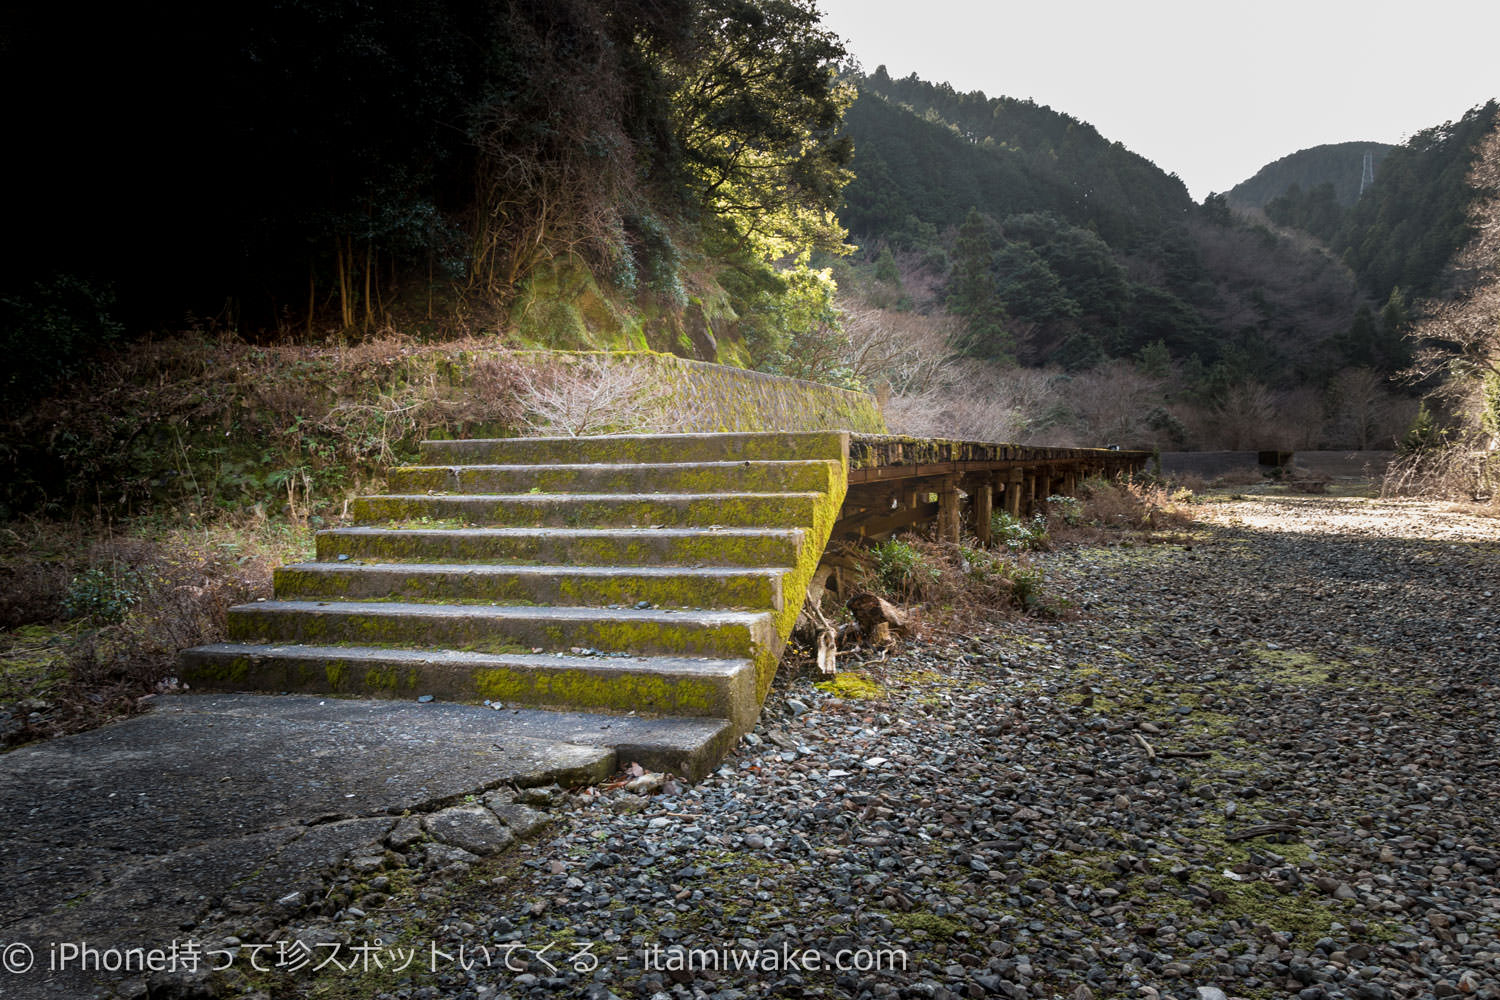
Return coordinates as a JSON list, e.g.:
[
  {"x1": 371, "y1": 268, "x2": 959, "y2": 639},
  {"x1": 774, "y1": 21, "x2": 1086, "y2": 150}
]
[
  {"x1": 1064, "y1": 674, "x2": 1238, "y2": 743},
  {"x1": 1244, "y1": 645, "x2": 1339, "y2": 684},
  {"x1": 814, "y1": 670, "x2": 888, "y2": 700},
  {"x1": 887, "y1": 911, "x2": 964, "y2": 939}
]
